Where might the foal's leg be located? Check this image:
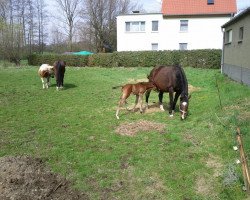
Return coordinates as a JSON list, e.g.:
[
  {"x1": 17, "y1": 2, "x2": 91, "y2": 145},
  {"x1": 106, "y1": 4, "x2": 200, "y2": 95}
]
[
  {"x1": 116, "y1": 91, "x2": 130, "y2": 119},
  {"x1": 159, "y1": 91, "x2": 164, "y2": 111},
  {"x1": 138, "y1": 93, "x2": 144, "y2": 113},
  {"x1": 131, "y1": 95, "x2": 139, "y2": 112},
  {"x1": 145, "y1": 90, "x2": 151, "y2": 109},
  {"x1": 116, "y1": 98, "x2": 125, "y2": 119}
]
